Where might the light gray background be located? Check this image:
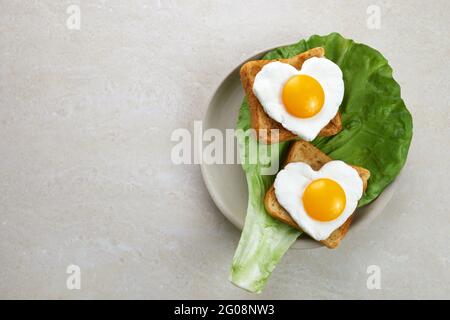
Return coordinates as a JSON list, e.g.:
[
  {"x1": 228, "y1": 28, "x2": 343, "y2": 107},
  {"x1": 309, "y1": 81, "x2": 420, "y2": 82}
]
[{"x1": 0, "y1": 0, "x2": 449, "y2": 299}]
